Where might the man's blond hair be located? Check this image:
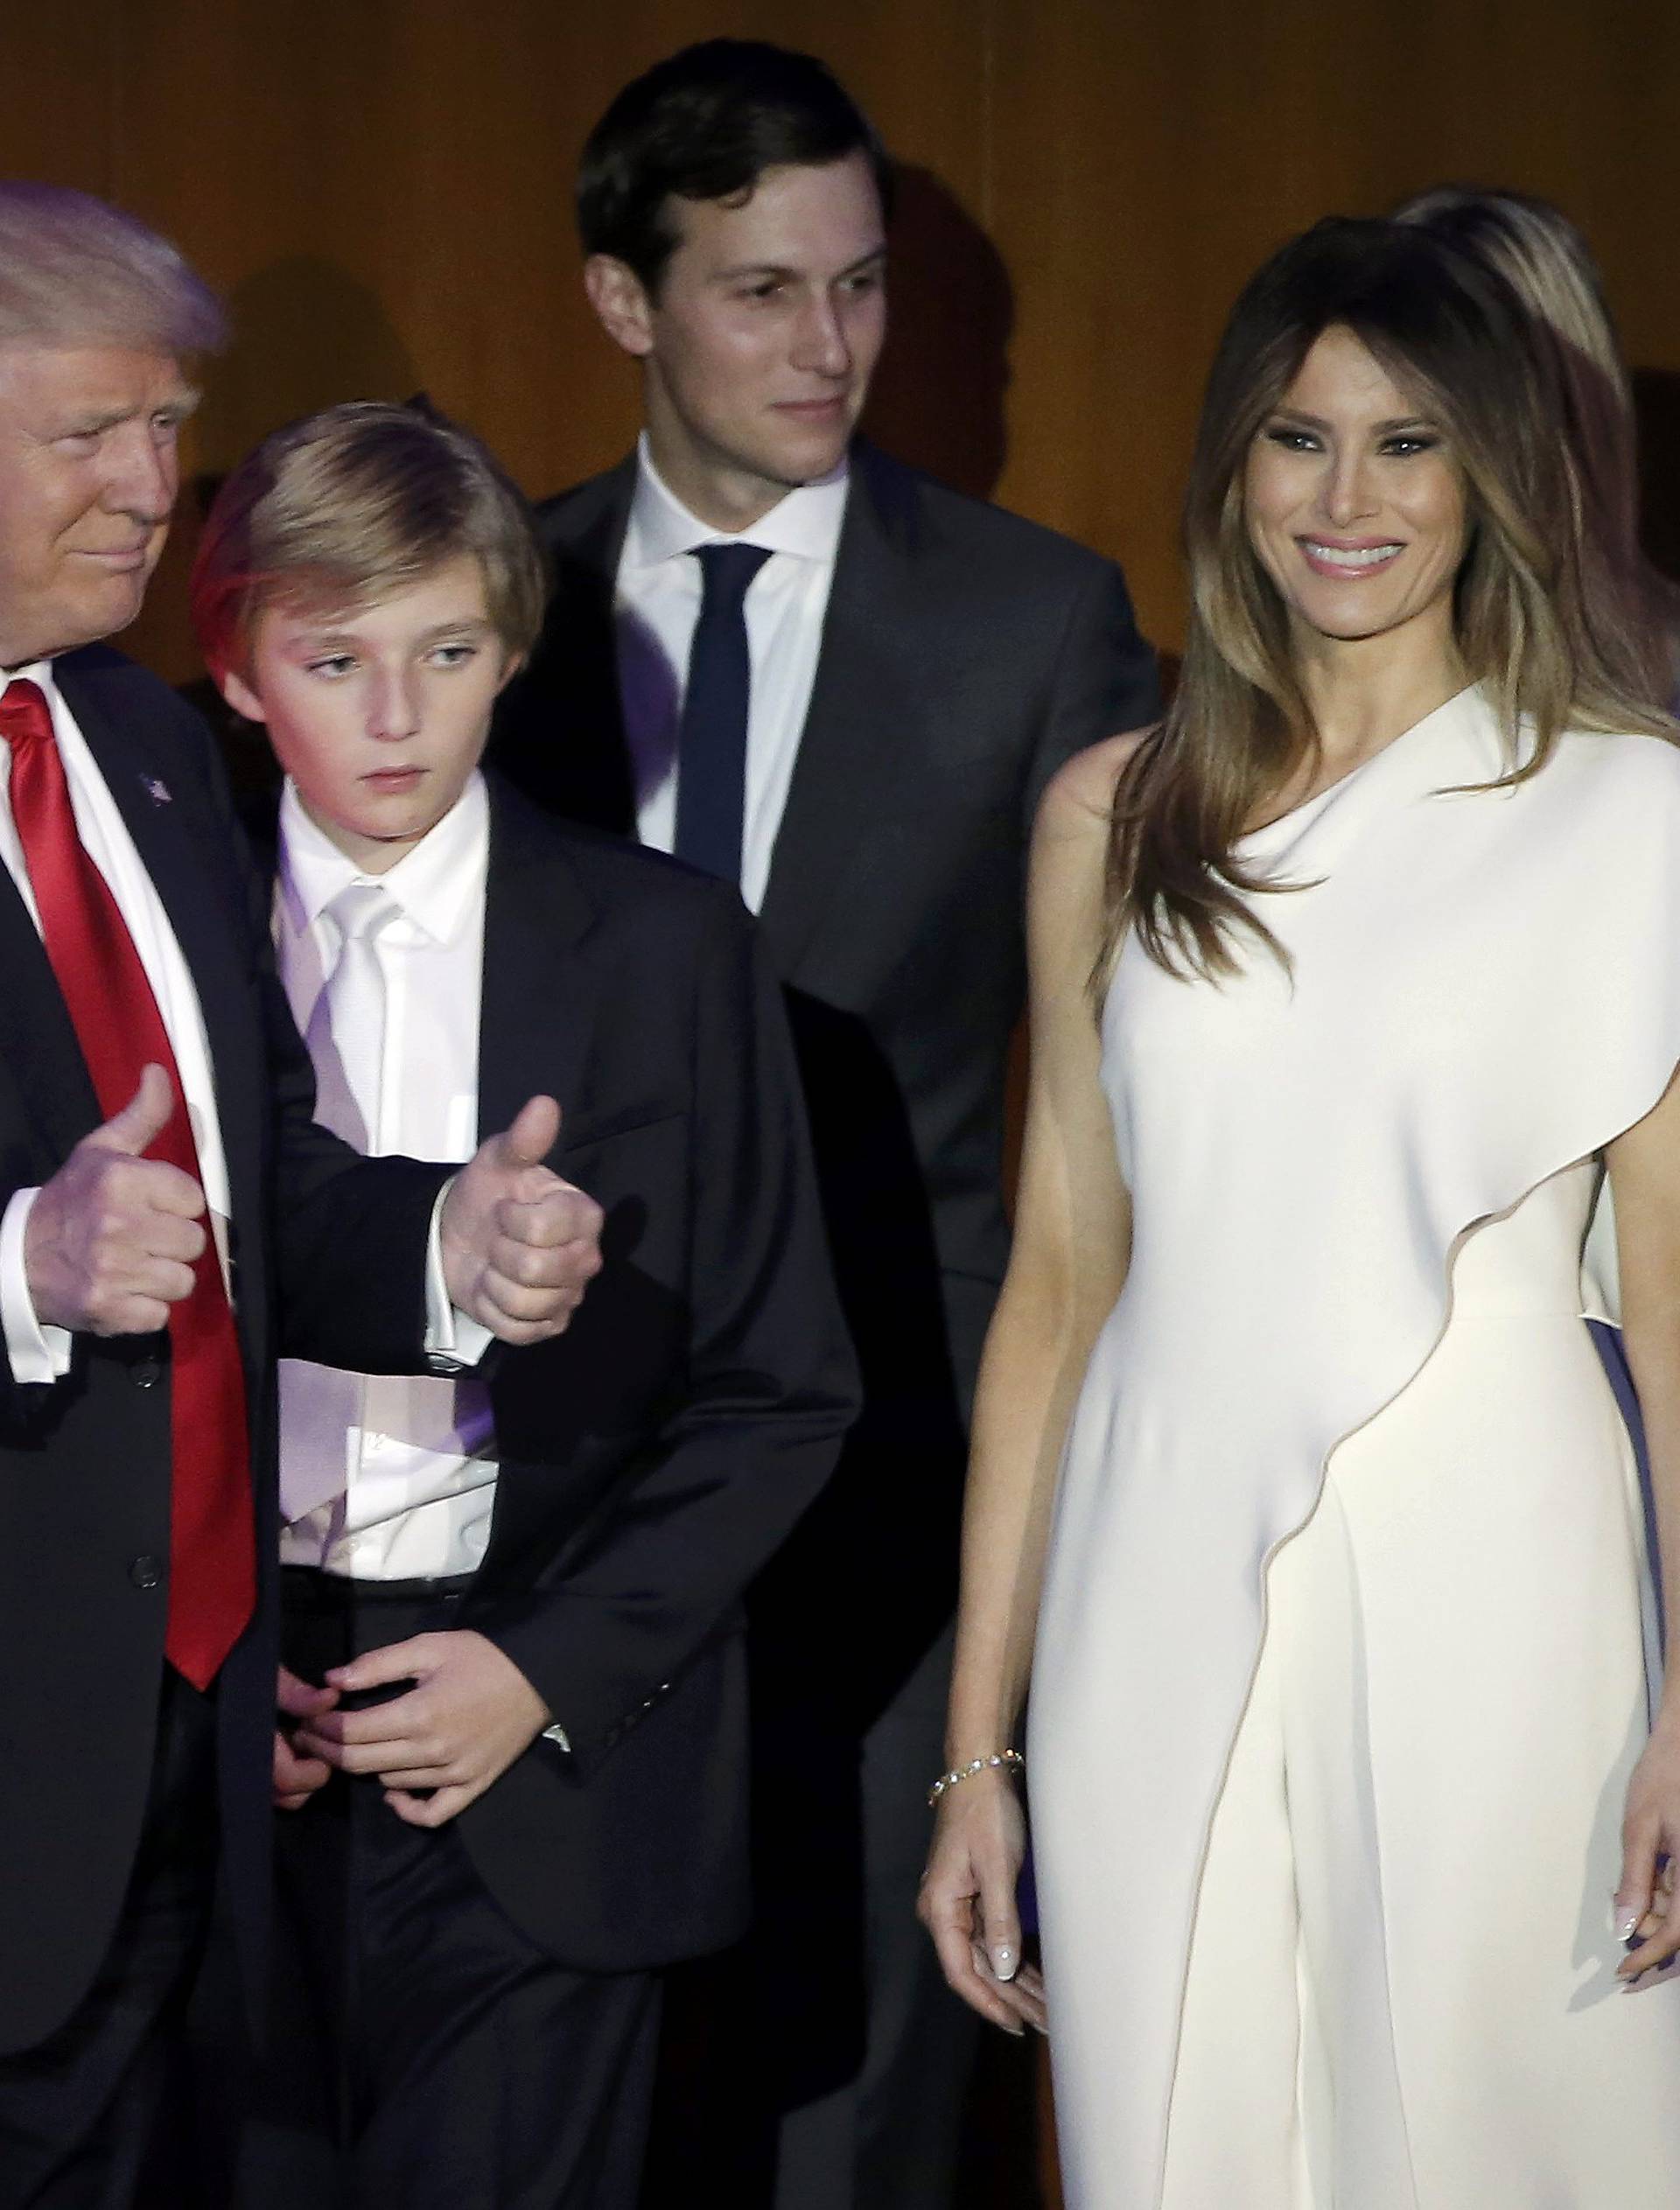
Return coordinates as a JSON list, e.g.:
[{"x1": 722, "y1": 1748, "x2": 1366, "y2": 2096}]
[{"x1": 0, "y1": 182, "x2": 225, "y2": 354}]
